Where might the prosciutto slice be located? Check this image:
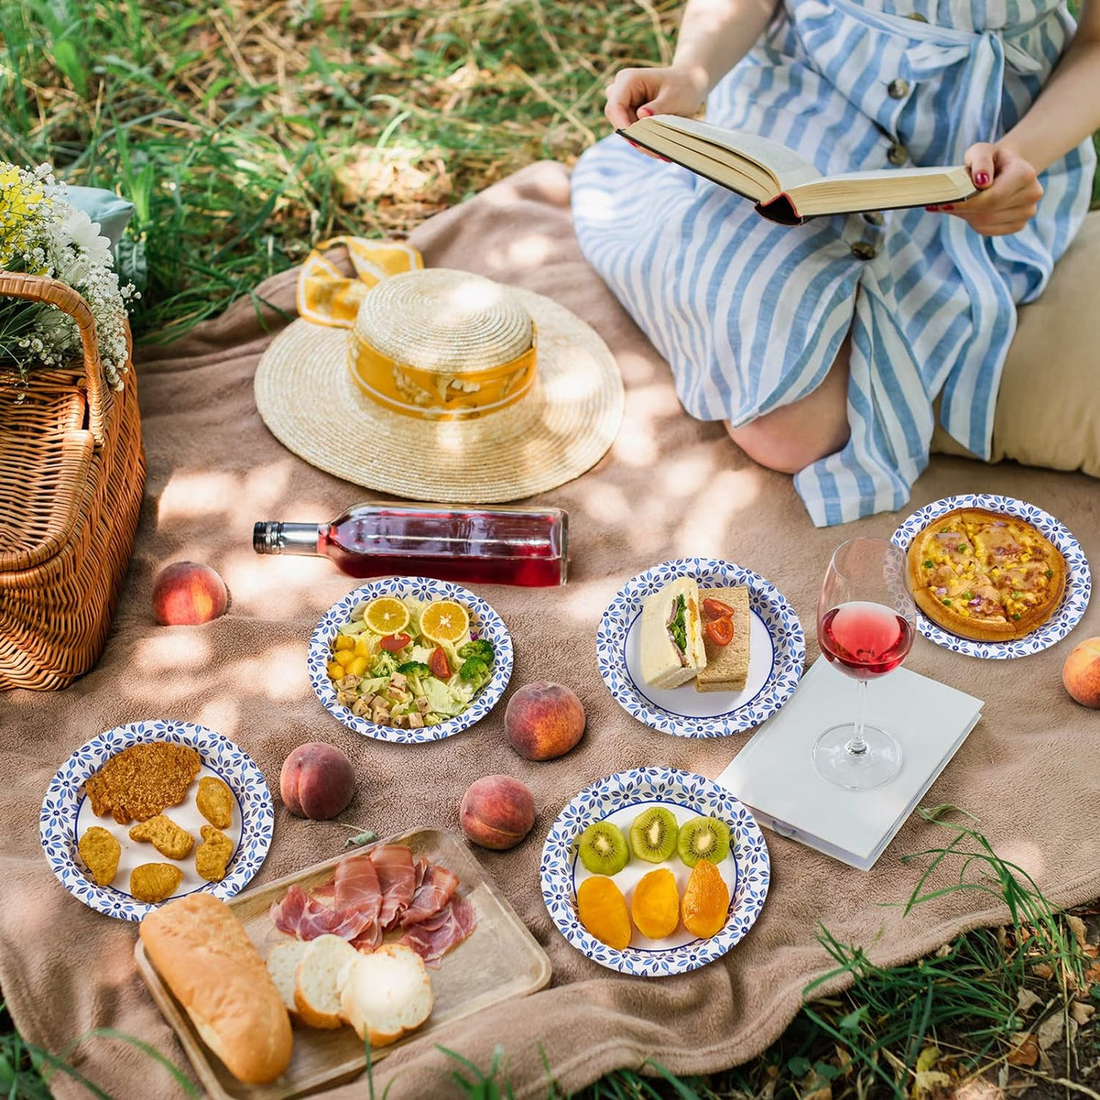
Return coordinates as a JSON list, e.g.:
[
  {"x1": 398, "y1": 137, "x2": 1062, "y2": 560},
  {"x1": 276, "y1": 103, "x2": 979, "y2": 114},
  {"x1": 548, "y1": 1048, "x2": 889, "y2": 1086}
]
[
  {"x1": 370, "y1": 844, "x2": 417, "y2": 929},
  {"x1": 334, "y1": 852, "x2": 383, "y2": 920},
  {"x1": 401, "y1": 863, "x2": 460, "y2": 927},
  {"x1": 270, "y1": 885, "x2": 377, "y2": 942},
  {"x1": 398, "y1": 895, "x2": 477, "y2": 966}
]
